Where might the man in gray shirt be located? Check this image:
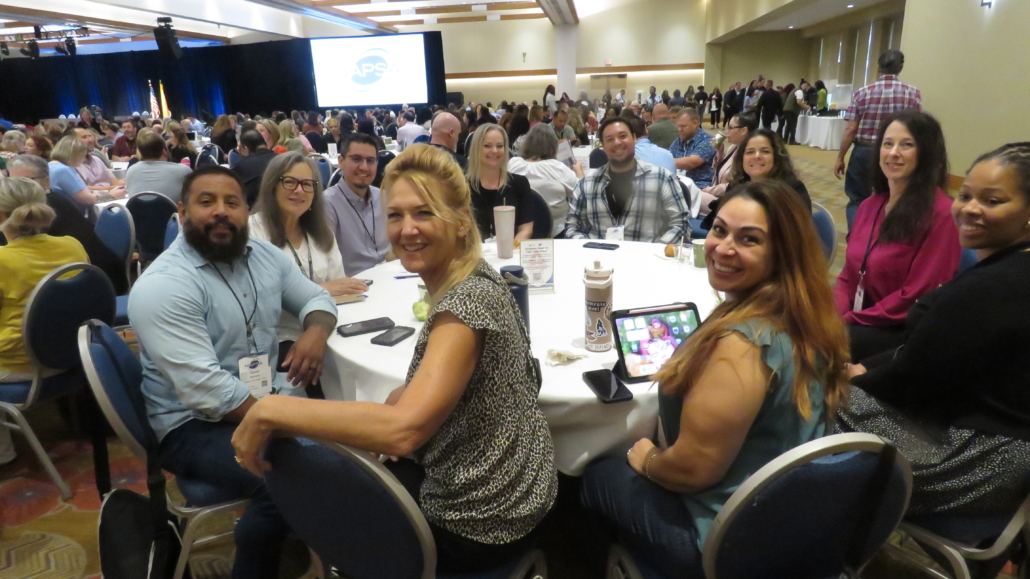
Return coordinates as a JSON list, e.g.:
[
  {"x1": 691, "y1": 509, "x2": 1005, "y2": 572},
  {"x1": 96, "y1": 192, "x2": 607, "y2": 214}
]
[
  {"x1": 323, "y1": 133, "x2": 391, "y2": 276},
  {"x1": 125, "y1": 131, "x2": 192, "y2": 202}
]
